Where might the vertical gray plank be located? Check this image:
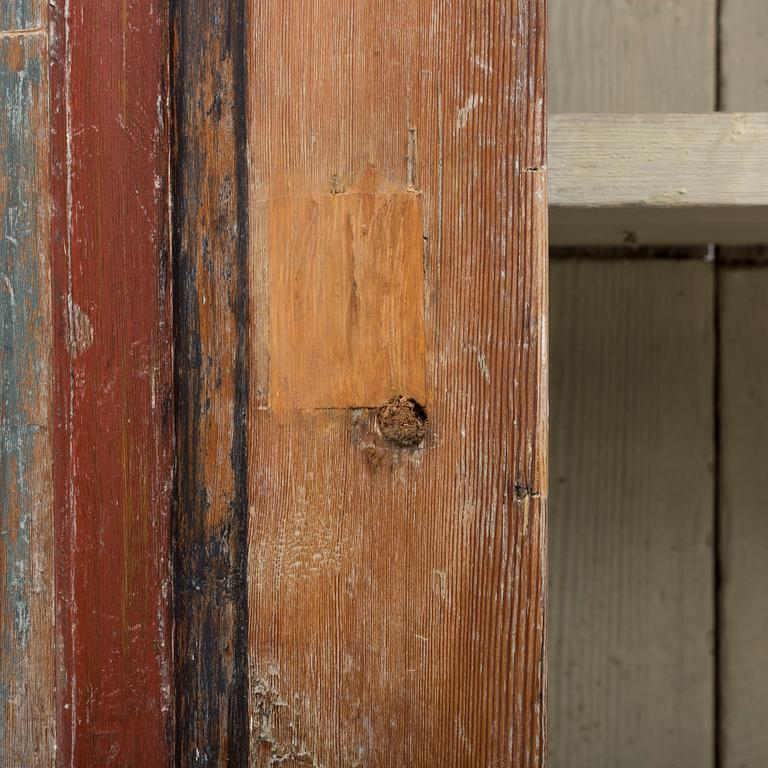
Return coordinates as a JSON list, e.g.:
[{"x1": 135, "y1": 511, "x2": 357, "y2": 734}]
[
  {"x1": 720, "y1": 3, "x2": 768, "y2": 765},
  {"x1": 721, "y1": 0, "x2": 768, "y2": 112},
  {"x1": 548, "y1": 0, "x2": 718, "y2": 764},
  {"x1": 720, "y1": 268, "x2": 768, "y2": 767},
  {"x1": 549, "y1": 259, "x2": 715, "y2": 768},
  {"x1": 548, "y1": 0, "x2": 716, "y2": 113}
]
